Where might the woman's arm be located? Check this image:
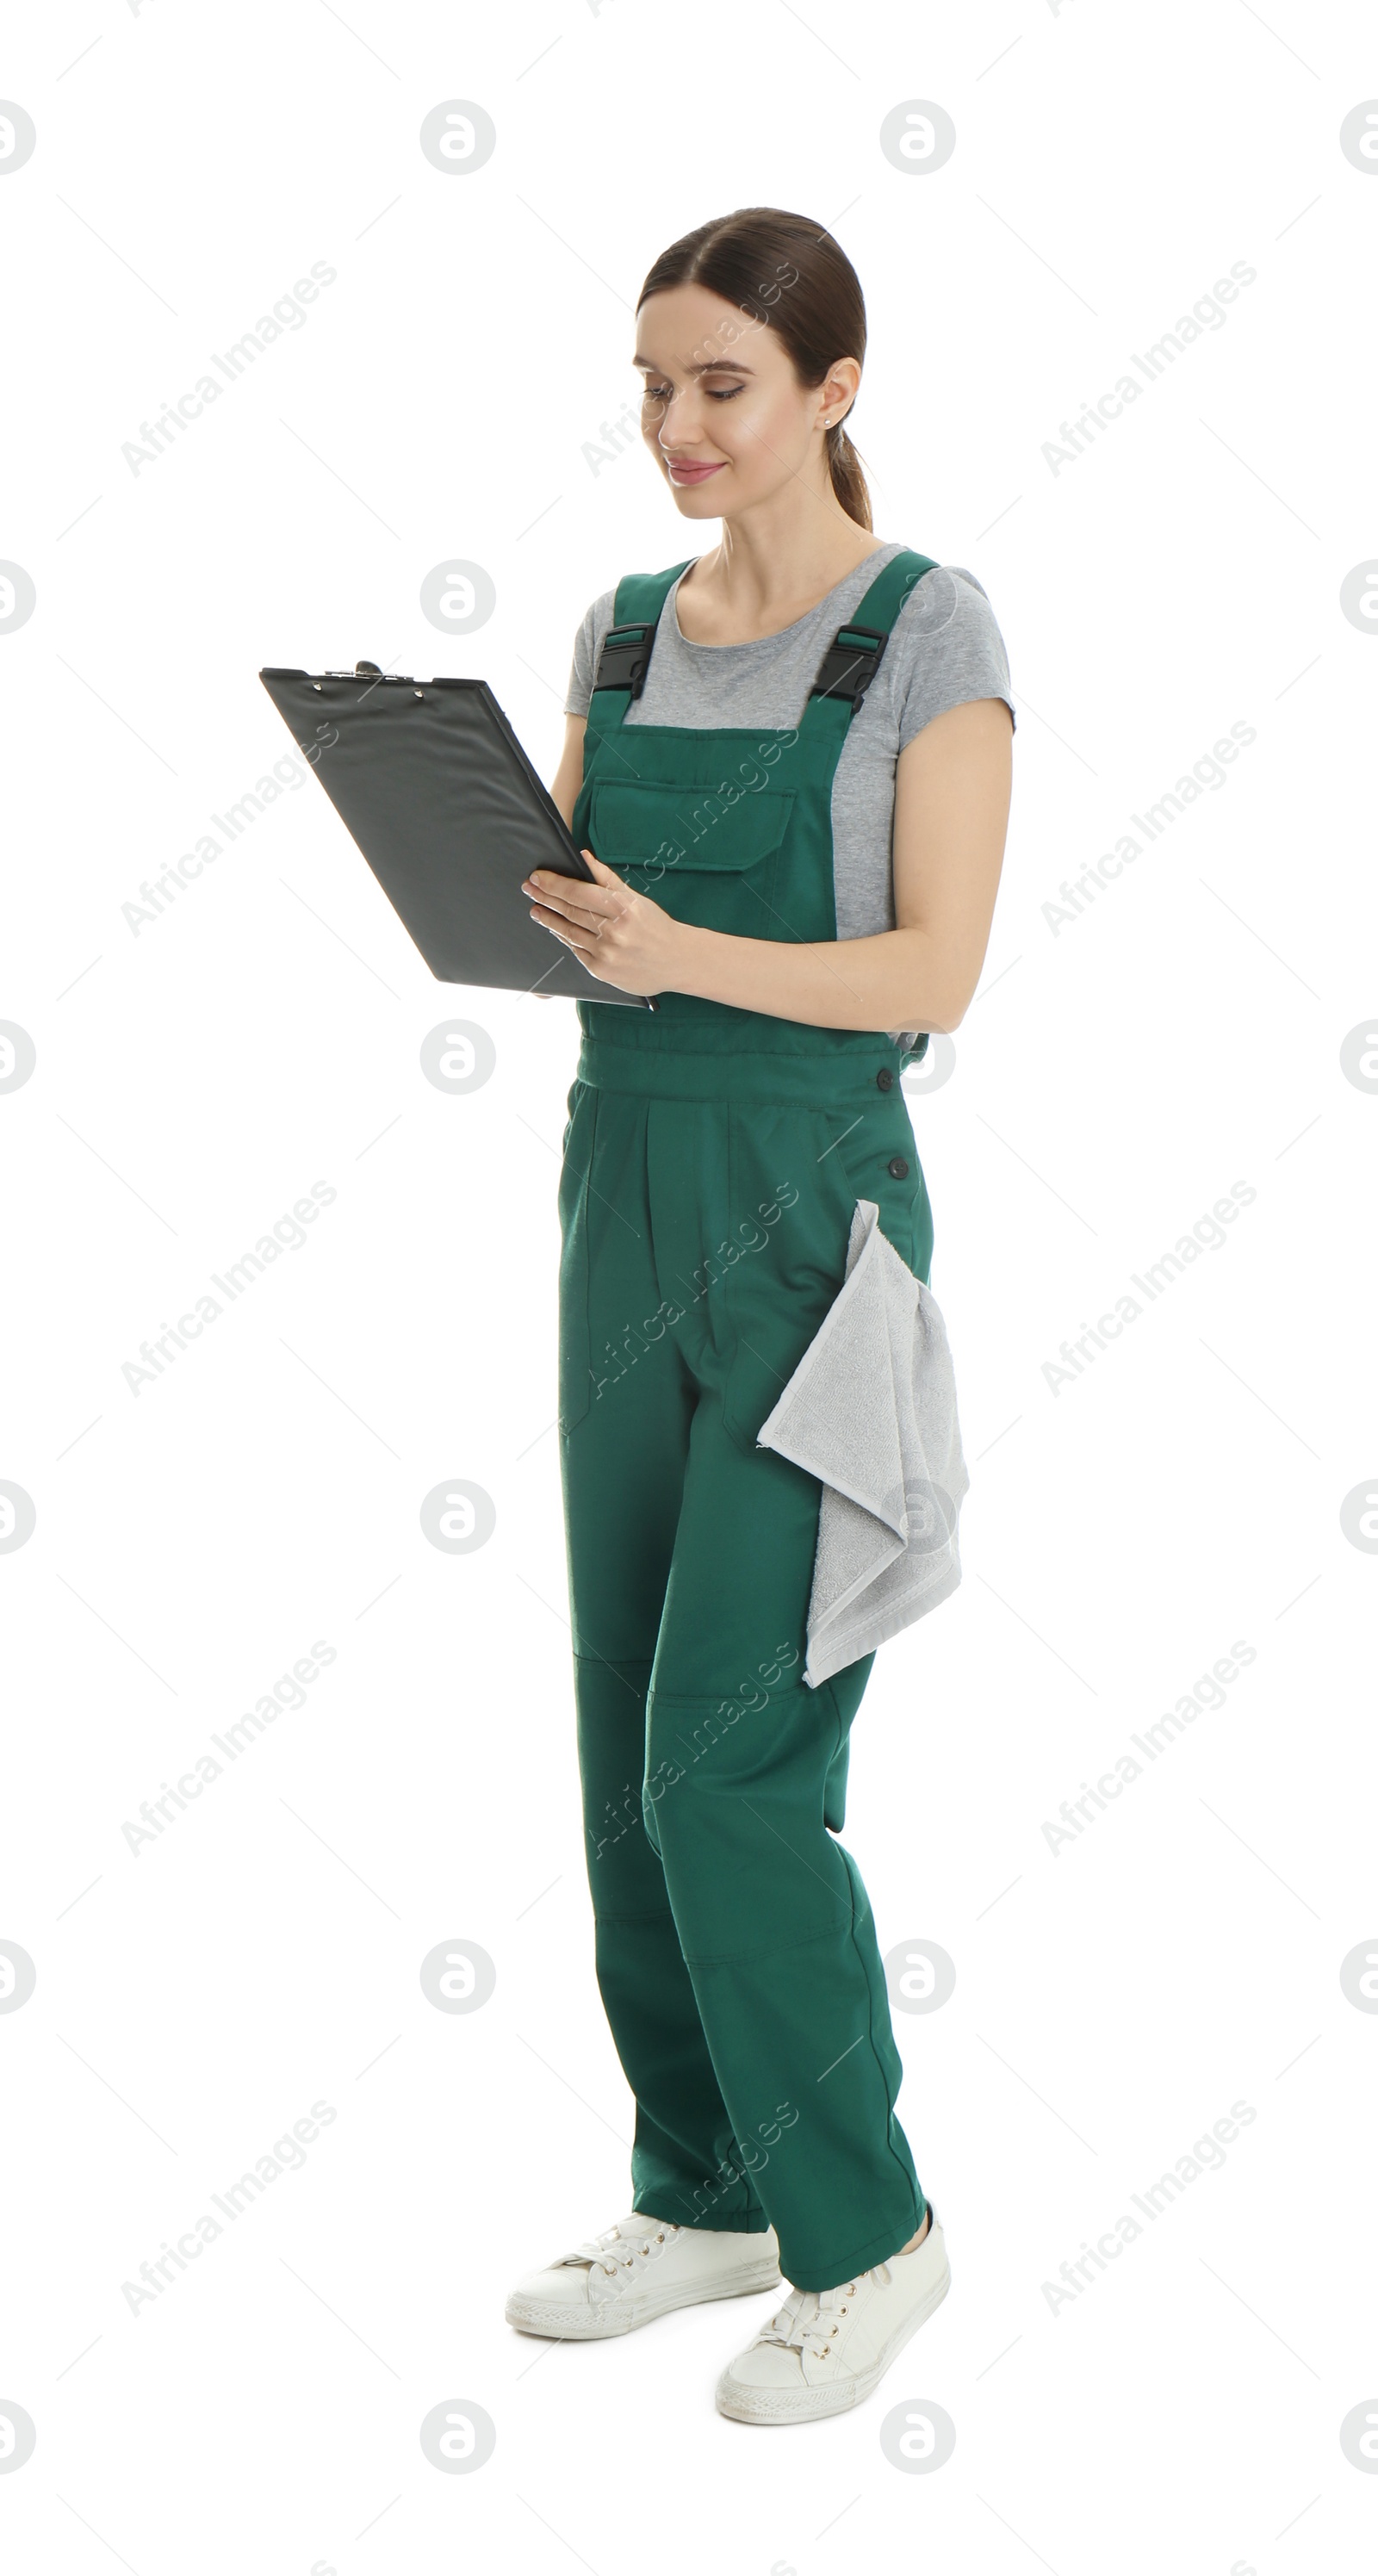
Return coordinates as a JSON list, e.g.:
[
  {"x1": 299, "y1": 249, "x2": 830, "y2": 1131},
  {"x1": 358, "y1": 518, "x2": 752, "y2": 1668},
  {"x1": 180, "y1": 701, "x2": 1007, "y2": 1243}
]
[
  {"x1": 531, "y1": 697, "x2": 1013, "y2": 1033},
  {"x1": 550, "y1": 713, "x2": 587, "y2": 834}
]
